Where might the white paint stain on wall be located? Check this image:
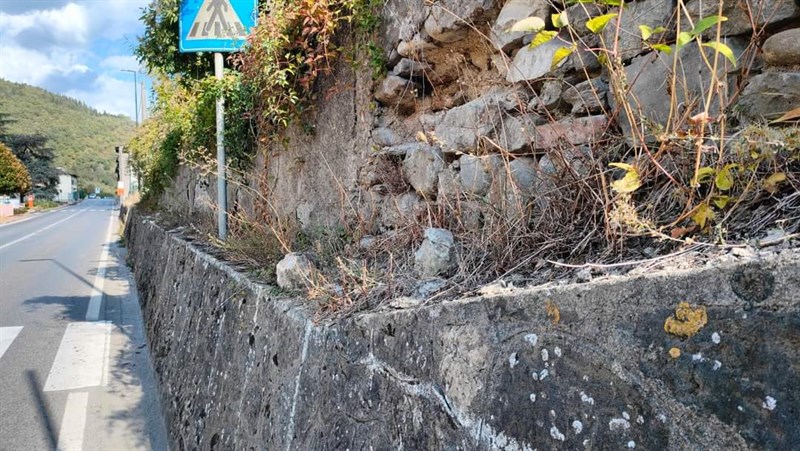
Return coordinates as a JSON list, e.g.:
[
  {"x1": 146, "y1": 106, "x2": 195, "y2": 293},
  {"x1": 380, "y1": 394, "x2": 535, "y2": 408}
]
[{"x1": 550, "y1": 425, "x2": 565, "y2": 441}]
